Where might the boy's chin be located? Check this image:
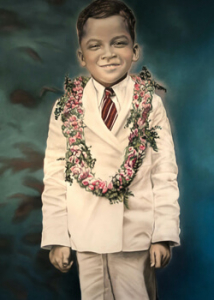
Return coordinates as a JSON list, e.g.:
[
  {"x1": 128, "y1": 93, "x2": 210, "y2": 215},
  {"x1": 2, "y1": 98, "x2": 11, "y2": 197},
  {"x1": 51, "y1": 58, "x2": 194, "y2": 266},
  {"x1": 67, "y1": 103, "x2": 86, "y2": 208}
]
[{"x1": 92, "y1": 73, "x2": 128, "y2": 87}]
